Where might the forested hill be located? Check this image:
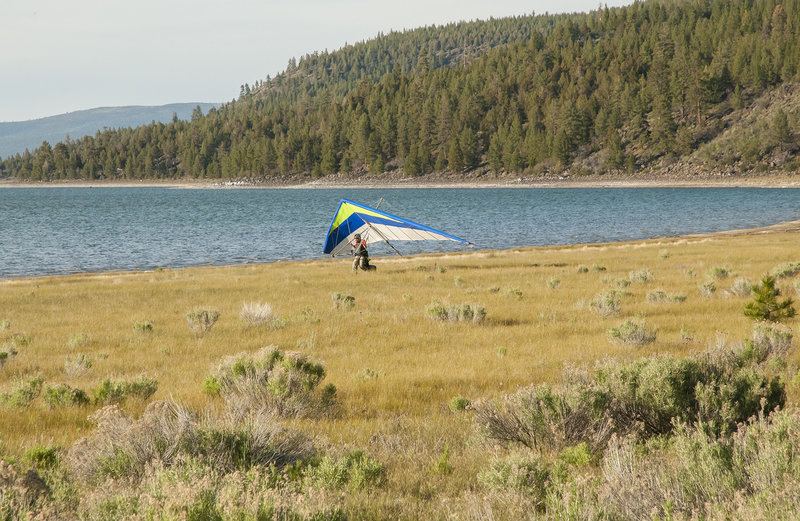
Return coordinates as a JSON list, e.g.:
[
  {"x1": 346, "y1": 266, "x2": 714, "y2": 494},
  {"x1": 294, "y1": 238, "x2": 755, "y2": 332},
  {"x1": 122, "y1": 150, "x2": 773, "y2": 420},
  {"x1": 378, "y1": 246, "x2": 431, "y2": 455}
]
[{"x1": 3, "y1": 0, "x2": 799, "y2": 183}]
